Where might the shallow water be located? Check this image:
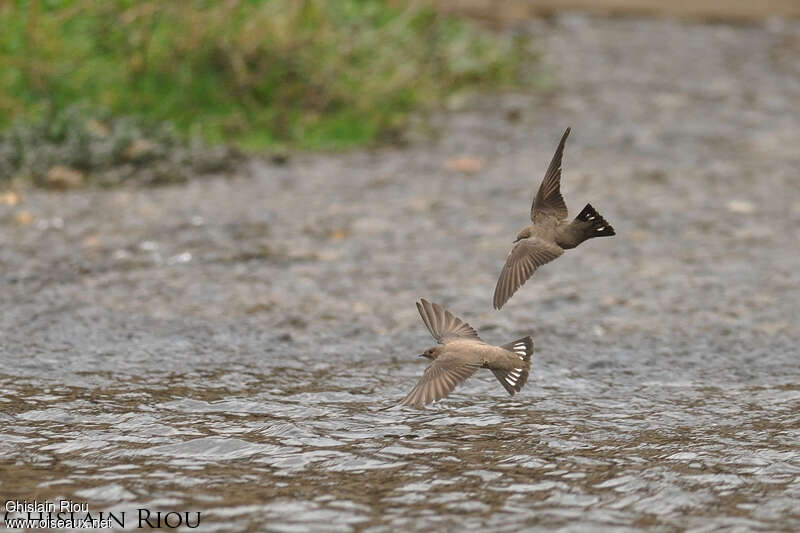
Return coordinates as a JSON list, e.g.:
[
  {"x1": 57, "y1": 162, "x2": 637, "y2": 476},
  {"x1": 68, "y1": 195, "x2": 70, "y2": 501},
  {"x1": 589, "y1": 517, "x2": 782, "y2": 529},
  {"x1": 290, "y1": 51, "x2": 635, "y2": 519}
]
[
  {"x1": 2, "y1": 365, "x2": 799, "y2": 531},
  {"x1": 3, "y1": 13, "x2": 800, "y2": 532}
]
